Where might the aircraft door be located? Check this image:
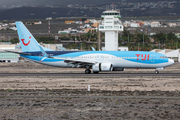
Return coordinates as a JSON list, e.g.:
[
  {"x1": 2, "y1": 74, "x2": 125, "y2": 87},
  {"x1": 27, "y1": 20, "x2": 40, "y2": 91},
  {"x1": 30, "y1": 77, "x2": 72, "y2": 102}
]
[{"x1": 150, "y1": 54, "x2": 155, "y2": 62}]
